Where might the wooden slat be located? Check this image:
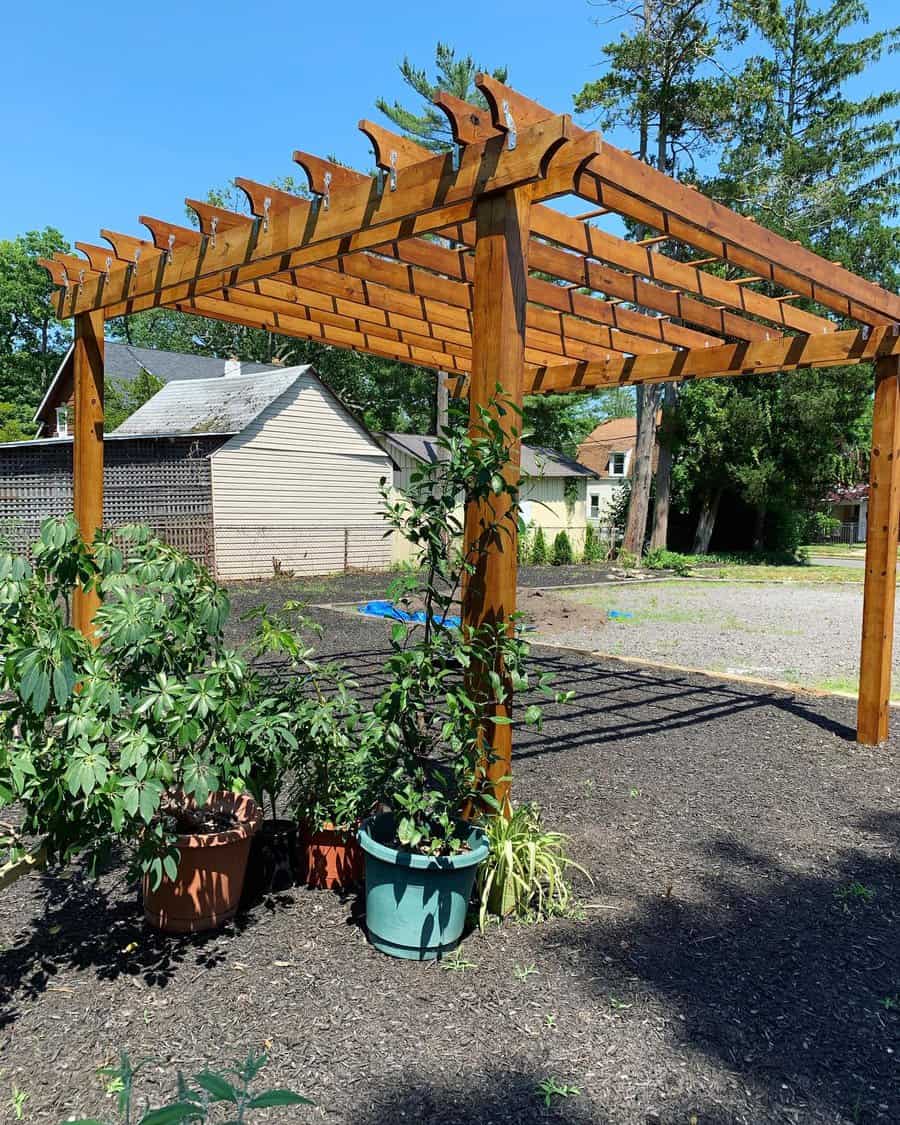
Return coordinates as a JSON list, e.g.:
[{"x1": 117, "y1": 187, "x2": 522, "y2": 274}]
[
  {"x1": 72, "y1": 311, "x2": 104, "y2": 637},
  {"x1": 527, "y1": 325, "x2": 900, "y2": 394},
  {"x1": 857, "y1": 354, "x2": 900, "y2": 744},
  {"x1": 475, "y1": 74, "x2": 900, "y2": 326},
  {"x1": 57, "y1": 115, "x2": 588, "y2": 320},
  {"x1": 463, "y1": 185, "x2": 532, "y2": 813}
]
